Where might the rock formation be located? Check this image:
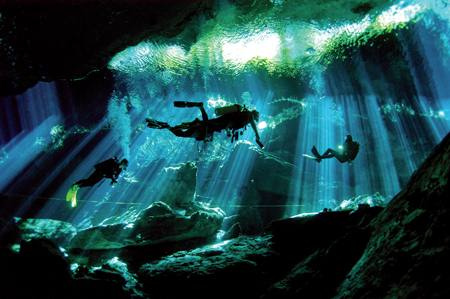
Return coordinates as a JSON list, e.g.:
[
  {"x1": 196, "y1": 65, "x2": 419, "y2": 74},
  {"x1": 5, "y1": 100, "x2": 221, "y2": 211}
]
[
  {"x1": 67, "y1": 162, "x2": 225, "y2": 265},
  {"x1": 335, "y1": 132, "x2": 450, "y2": 298}
]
